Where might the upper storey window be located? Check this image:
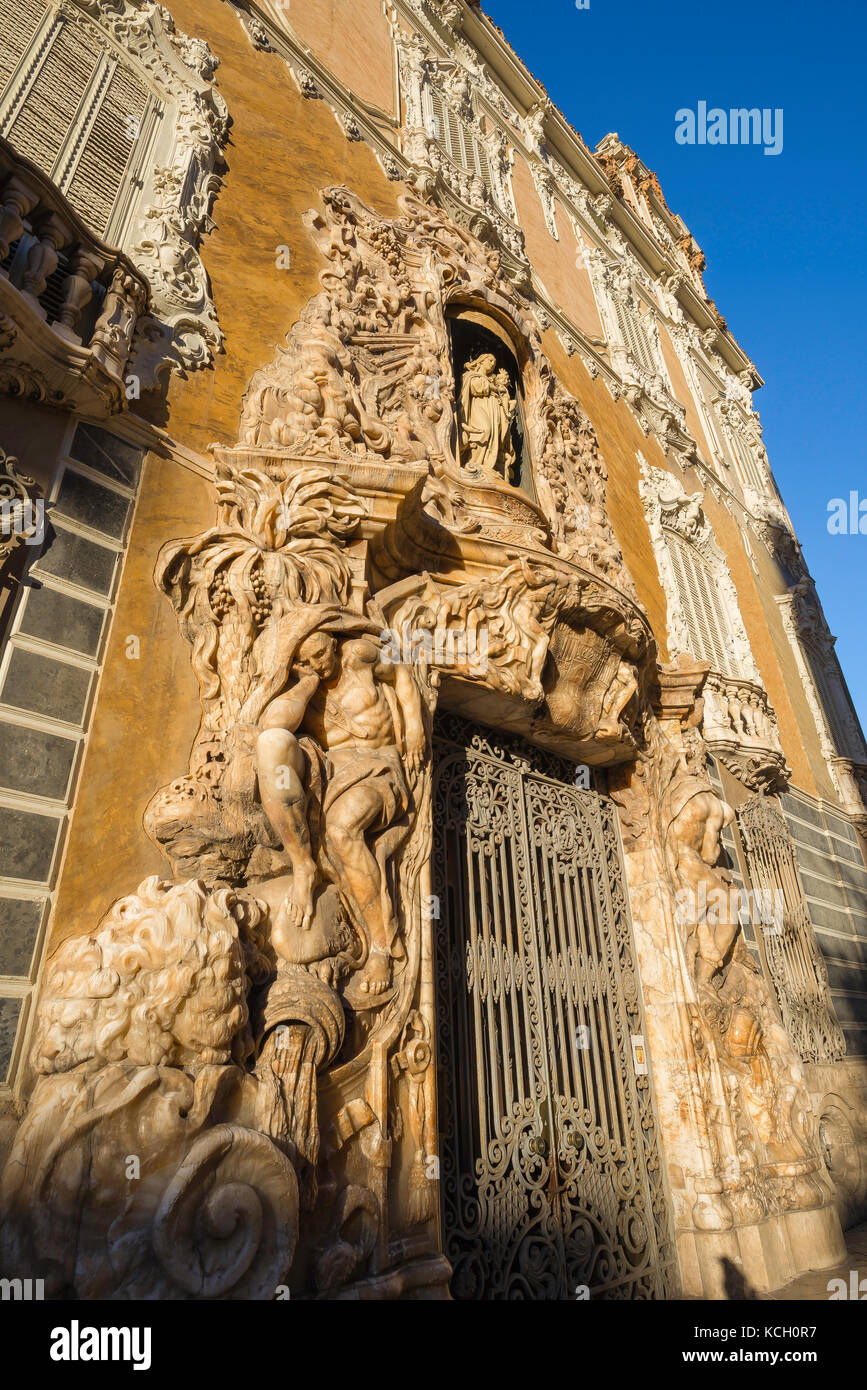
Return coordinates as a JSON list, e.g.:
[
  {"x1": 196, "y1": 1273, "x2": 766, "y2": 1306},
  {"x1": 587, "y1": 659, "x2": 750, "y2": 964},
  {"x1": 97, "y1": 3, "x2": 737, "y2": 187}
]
[
  {"x1": 640, "y1": 462, "x2": 760, "y2": 681},
  {"x1": 664, "y1": 529, "x2": 739, "y2": 675},
  {"x1": 423, "y1": 84, "x2": 496, "y2": 202},
  {"x1": 0, "y1": 0, "x2": 159, "y2": 239},
  {"x1": 613, "y1": 296, "x2": 658, "y2": 380},
  {"x1": 0, "y1": 0, "x2": 228, "y2": 384}
]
